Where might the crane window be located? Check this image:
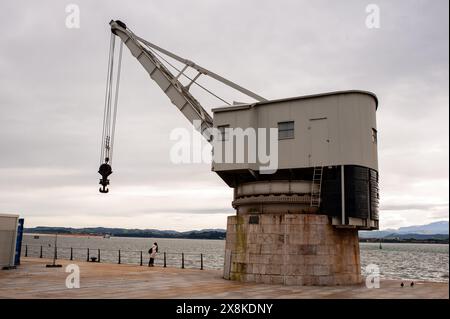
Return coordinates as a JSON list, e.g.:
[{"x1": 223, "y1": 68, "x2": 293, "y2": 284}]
[
  {"x1": 278, "y1": 121, "x2": 294, "y2": 140},
  {"x1": 371, "y1": 128, "x2": 378, "y2": 144},
  {"x1": 218, "y1": 125, "x2": 230, "y2": 141}
]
